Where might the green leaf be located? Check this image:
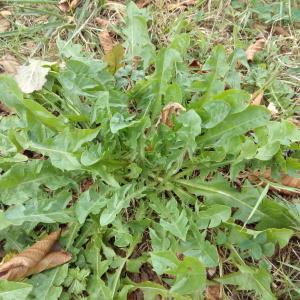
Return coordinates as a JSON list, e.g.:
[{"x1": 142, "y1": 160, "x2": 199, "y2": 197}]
[
  {"x1": 100, "y1": 184, "x2": 143, "y2": 226},
  {"x1": 151, "y1": 252, "x2": 206, "y2": 295},
  {"x1": 87, "y1": 276, "x2": 113, "y2": 300},
  {"x1": 202, "y1": 45, "x2": 229, "y2": 77},
  {"x1": 85, "y1": 238, "x2": 109, "y2": 277},
  {"x1": 197, "y1": 204, "x2": 231, "y2": 229},
  {"x1": 182, "y1": 228, "x2": 219, "y2": 267},
  {"x1": 150, "y1": 47, "x2": 182, "y2": 117},
  {"x1": 176, "y1": 178, "x2": 299, "y2": 228},
  {"x1": 265, "y1": 228, "x2": 294, "y2": 248},
  {"x1": 110, "y1": 113, "x2": 134, "y2": 134},
  {"x1": 198, "y1": 106, "x2": 271, "y2": 145},
  {"x1": 170, "y1": 256, "x2": 206, "y2": 295},
  {"x1": 160, "y1": 210, "x2": 189, "y2": 241},
  {"x1": 130, "y1": 282, "x2": 188, "y2": 300},
  {"x1": 0, "y1": 160, "x2": 70, "y2": 205},
  {"x1": 0, "y1": 75, "x2": 25, "y2": 115},
  {"x1": 123, "y1": 2, "x2": 155, "y2": 68},
  {"x1": 159, "y1": 199, "x2": 189, "y2": 241},
  {"x1": 4, "y1": 201, "x2": 73, "y2": 227},
  {"x1": 151, "y1": 251, "x2": 179, "y2": 275},
  {"x1": 23, "y1": 99, "x2": 66, "y2": 132},
  {"x1": 75, "y1": 188, "x2": 106, "y2": 224},
  {"x1": 29, "y1": 127, "x2": 100, "y2": 171},
  {"x1": 0, "y1": 281, "x2": 32, "y2": 300},
  {"x1": 80, "y1": 143, "x2": 102, "y2": 166},
  {"x1": 28, "y1": 265, "x2": 69, "y2": 300},
  {"x1": 217, "y1": 264, "x2": 276, "y2": 300}
]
